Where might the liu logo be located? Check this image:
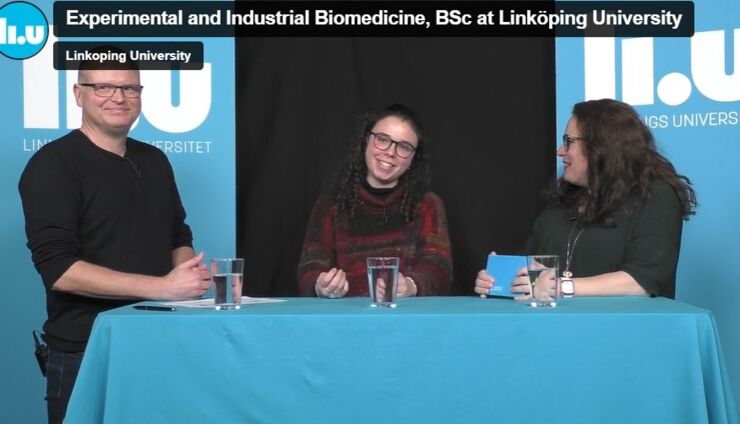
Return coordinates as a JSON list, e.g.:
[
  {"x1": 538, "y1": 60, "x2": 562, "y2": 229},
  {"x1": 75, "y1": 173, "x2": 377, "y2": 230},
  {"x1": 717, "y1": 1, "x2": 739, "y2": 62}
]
[
  {"x1": 583, "y1": 29, "x2": 740, "y2": 106},
  {"x1": 24, "y1": 32, "x2": 212, "y2": 132},
  {"x1": 0, "y1": 1, "x2": 47, "y2": 60}
]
